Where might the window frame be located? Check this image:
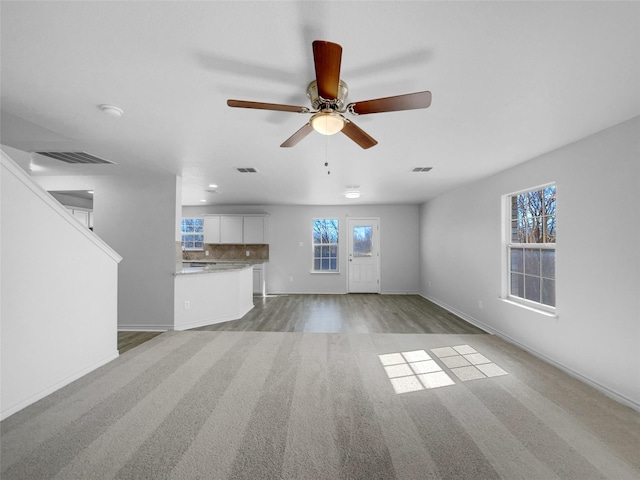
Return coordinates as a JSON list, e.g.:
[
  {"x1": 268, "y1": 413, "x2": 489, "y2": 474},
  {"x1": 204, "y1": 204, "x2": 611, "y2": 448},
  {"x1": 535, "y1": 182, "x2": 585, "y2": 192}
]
[
  {"x1": 503, "y1": 183, "x2": 556, "y2": 314},
  {"x1": 181, "y1": 217, "x2": 205, "y2": 251},
  {"x1": 311, "y1": 218, "x2": 340, "y2": 273}
]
